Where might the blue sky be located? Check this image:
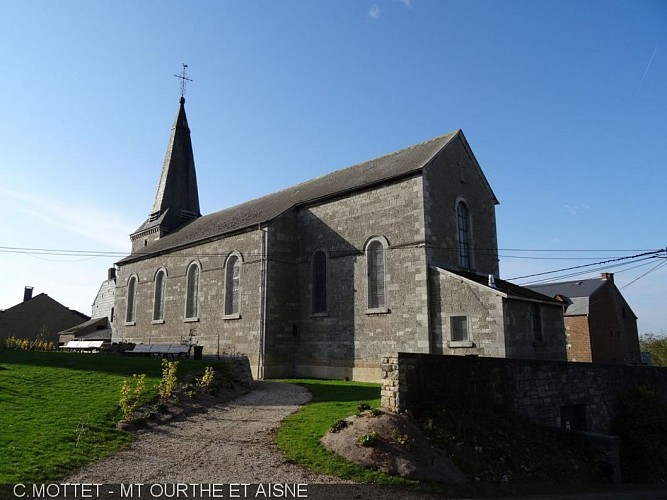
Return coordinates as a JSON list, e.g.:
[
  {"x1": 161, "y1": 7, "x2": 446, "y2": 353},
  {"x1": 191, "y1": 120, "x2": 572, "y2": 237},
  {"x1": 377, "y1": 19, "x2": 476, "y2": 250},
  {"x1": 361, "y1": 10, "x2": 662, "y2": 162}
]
[{"x1": 1, "y1": 1, "x2": 665, "y2": 335}]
